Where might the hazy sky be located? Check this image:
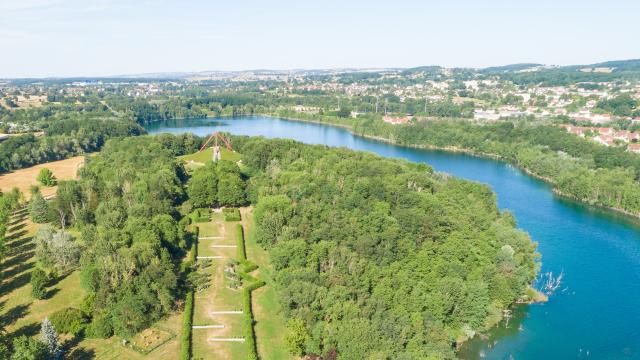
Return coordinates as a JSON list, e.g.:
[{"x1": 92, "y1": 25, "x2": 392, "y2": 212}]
[{"x1": 1, "y1": 0, "x2": 639, "y2": 78}]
